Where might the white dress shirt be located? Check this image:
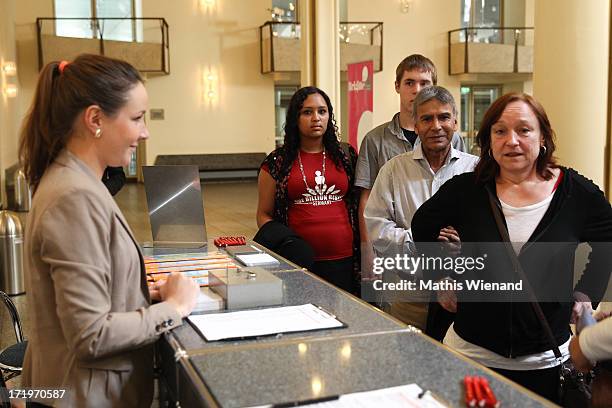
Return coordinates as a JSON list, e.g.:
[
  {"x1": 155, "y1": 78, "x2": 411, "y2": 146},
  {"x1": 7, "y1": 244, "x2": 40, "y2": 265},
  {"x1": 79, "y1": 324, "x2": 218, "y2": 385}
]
[{"x1": 364, "y1": 143, "x2": 479, "y2": 258}]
